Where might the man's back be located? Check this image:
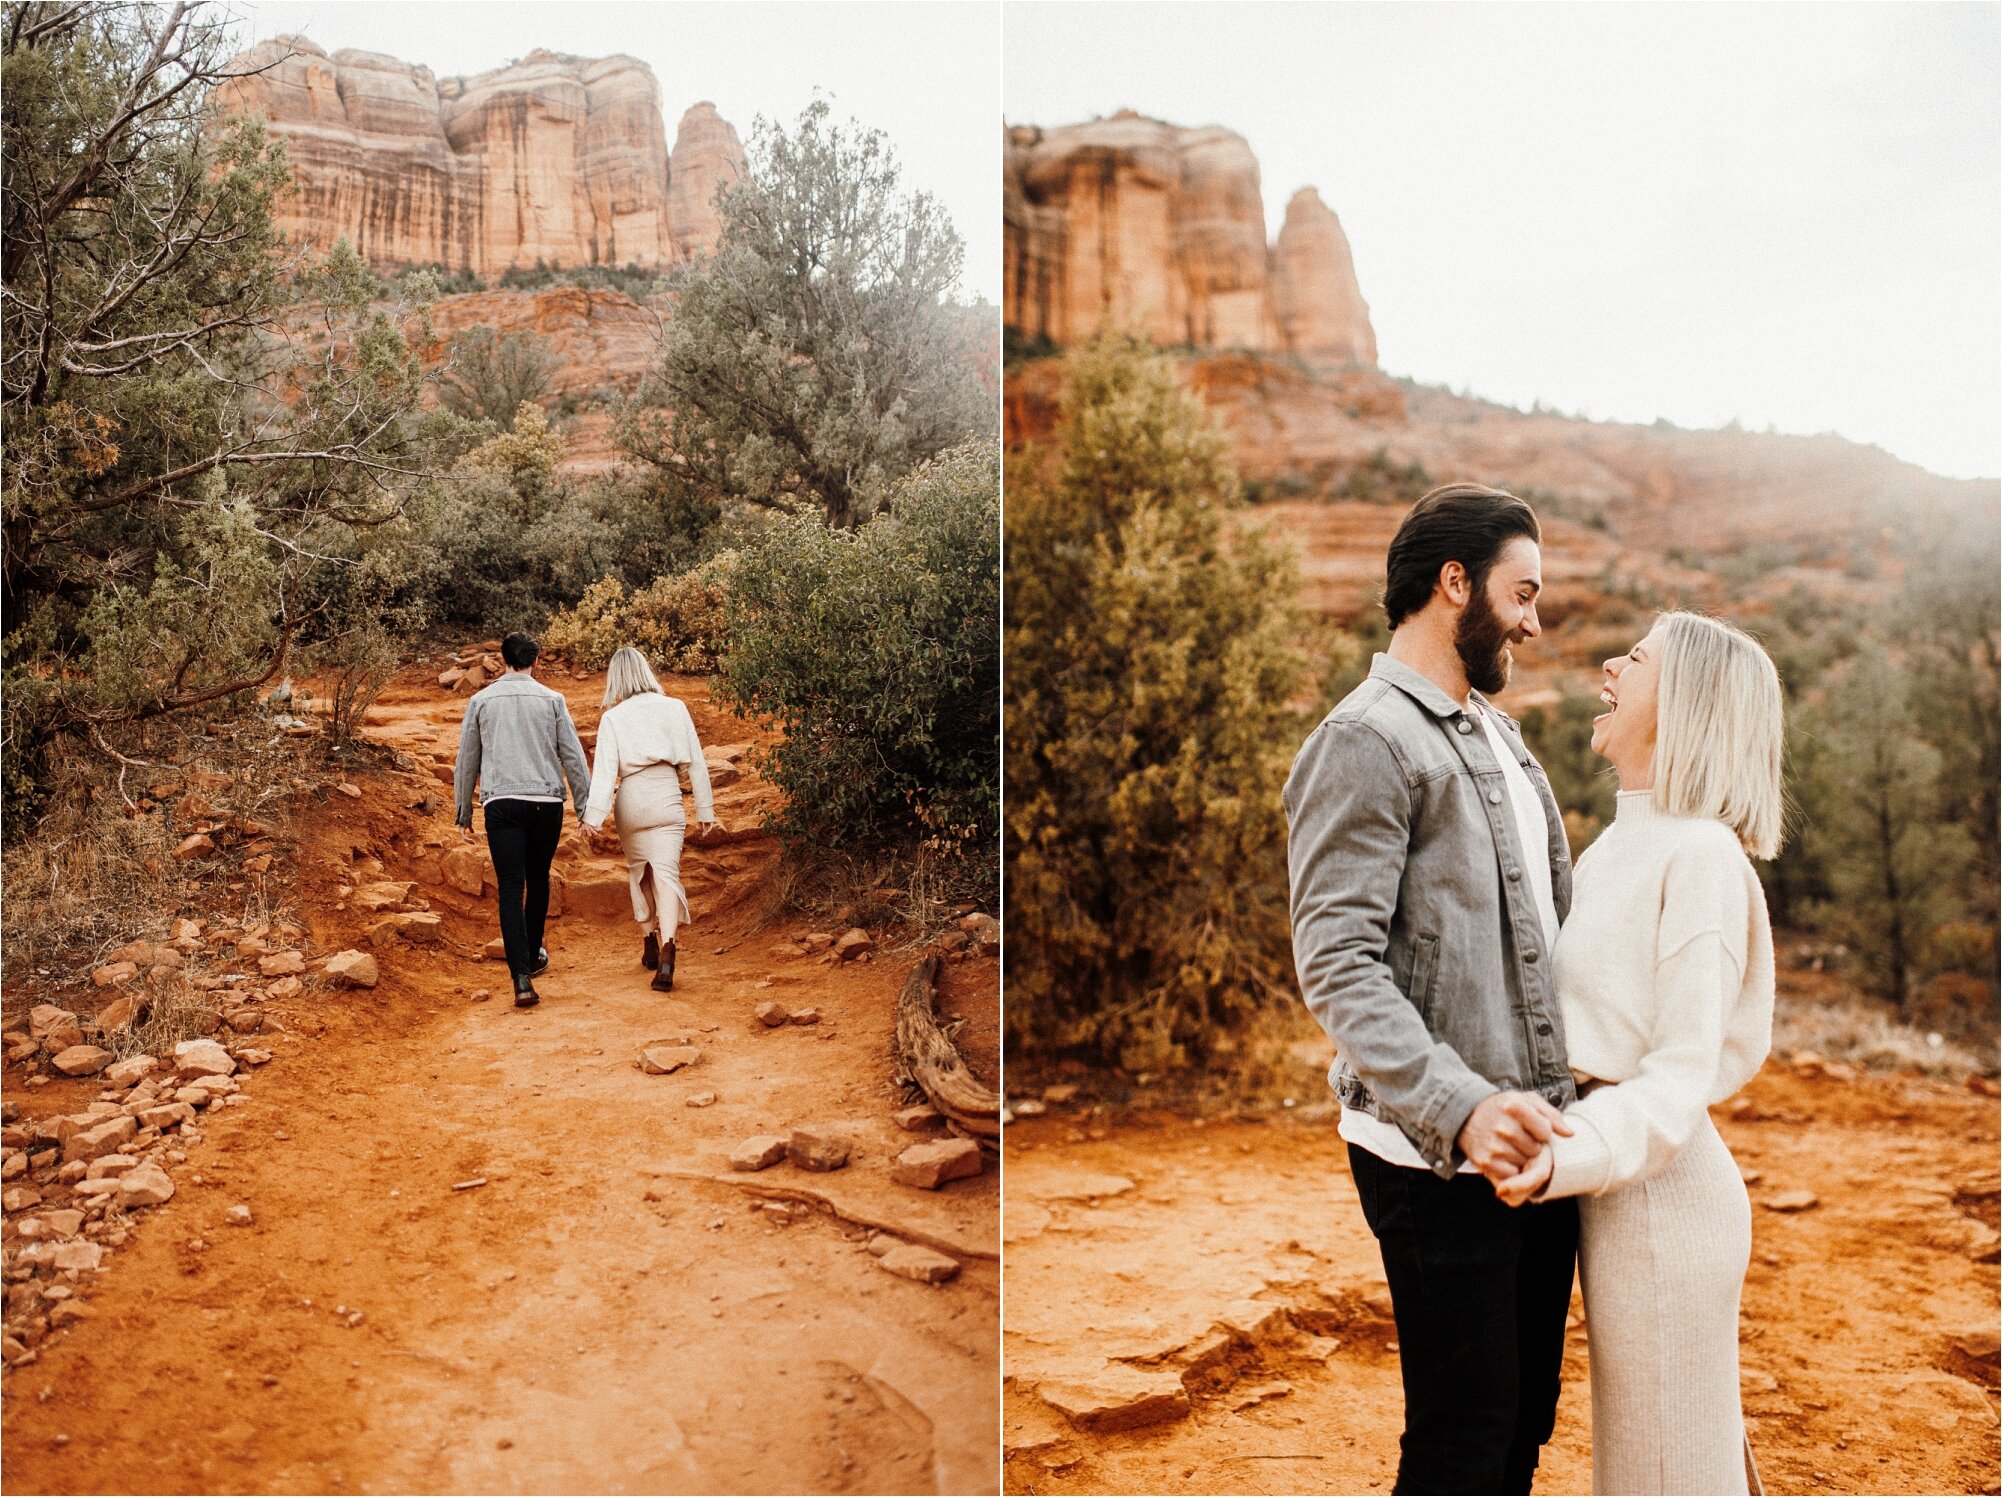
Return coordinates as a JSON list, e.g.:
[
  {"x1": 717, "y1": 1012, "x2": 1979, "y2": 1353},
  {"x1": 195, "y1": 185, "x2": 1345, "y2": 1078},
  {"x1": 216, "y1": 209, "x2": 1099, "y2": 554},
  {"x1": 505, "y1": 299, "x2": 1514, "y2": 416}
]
[{"x1": 454, "y1": 673, "x2": 591, "y2": 822}]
